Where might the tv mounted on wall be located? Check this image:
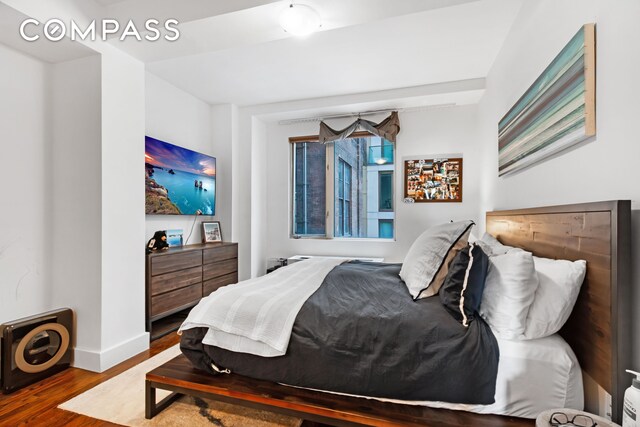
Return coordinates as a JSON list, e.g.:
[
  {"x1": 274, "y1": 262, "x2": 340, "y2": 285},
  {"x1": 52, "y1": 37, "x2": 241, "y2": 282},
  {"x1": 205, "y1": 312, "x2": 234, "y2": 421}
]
[{"x1": 145, "y1": 136, "x2": 216, "y2": 215}]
